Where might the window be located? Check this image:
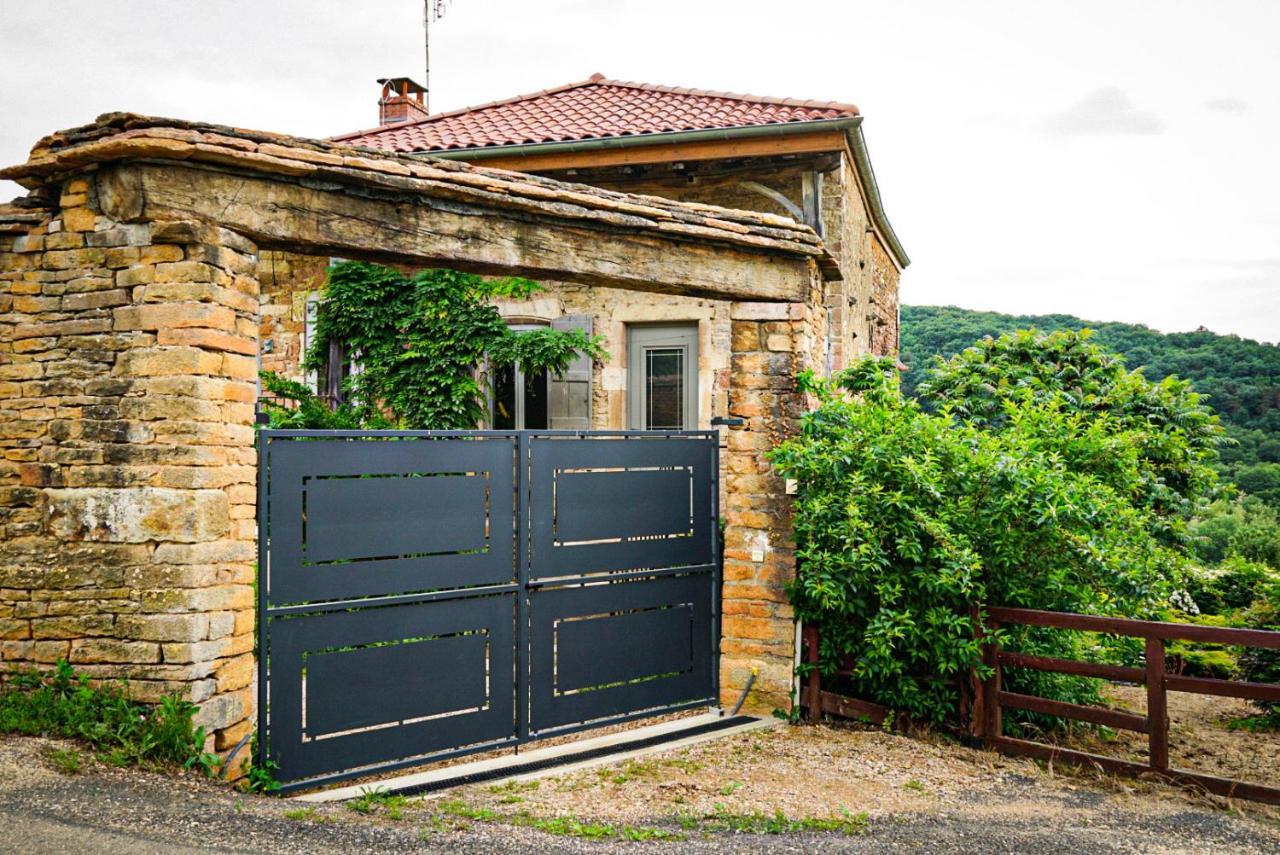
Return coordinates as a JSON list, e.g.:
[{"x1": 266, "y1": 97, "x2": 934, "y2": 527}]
[
  {"x1": 627, "y1": 325, "x2": 698, "y2": 430},
  {"x1": 492, "y1": 359, "x2": 549, "y2": 430},
  {"x1": 491, "y1": 324, "x2": 549, "y2": 430}
]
